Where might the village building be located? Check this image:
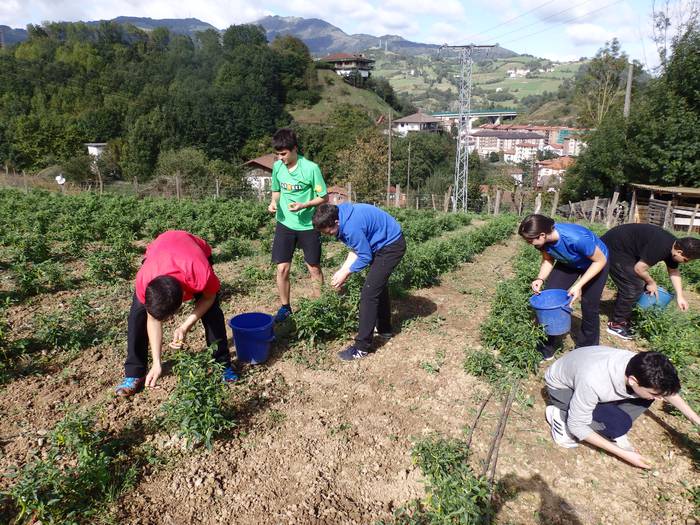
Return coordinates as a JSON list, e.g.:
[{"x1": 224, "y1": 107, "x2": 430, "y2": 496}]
[
  {"x1": 243, "y1": 153, "x2": 276, "y2": 194},
  {"x1": 391, "y1": 112, "x2": 442, "y2": 136},
  {"x1": 319, "y1": 53, "x2": 375, "y2": 79},
  {"x1": 535, "y1": 156, "x2": 575, "y2": 189},
  {"x1": 470, "y1": 129, "x2": 546, "y2": 158}
]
